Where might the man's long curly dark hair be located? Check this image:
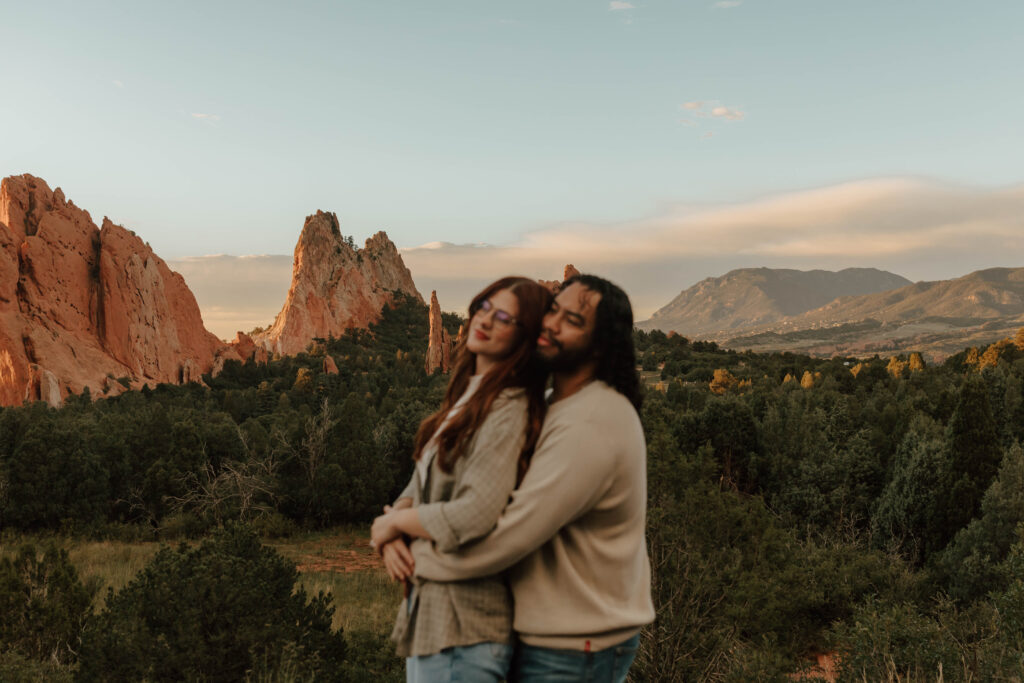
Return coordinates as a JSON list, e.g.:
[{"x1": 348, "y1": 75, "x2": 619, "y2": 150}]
[{"x1": 562, "y1": 274, "x2": 643, "y2": 411}]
